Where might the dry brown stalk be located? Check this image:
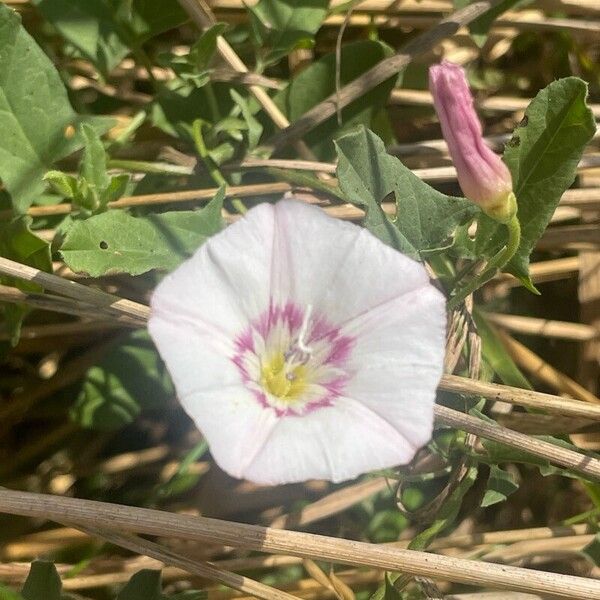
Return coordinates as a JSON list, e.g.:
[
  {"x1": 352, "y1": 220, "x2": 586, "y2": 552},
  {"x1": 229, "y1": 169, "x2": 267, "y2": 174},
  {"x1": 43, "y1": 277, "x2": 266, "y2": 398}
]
[
  {"x1": 424, "y1": 523, "x2": 594, "y2": 551},
  {"x1": 73, "y1": 523, "x2": 300, "y2": 600},
  {"x1": 3, "y1": 163, "x2": 596, "y2": 221},
  {"x1": 1, "y1": 528, "x2": 89, "y2": 561},
  {"x1": 390, "y1": 88, "x2": 600, "y2": 119},
  {"x1": 486, "y1": 313, "x2": 598, "y2": 342},
  {"x1": 561, "y1": 188, "x2": 600, "y2": 210},
  {"x1": 212, "y1": 0, "x2": 452, "y2": 11},
  {"x1": 0, "y1": 284, "x2": 138, "y2": 325},
  {"x1": 0, "y1": 489, "x2": 599, "y2": 598},
  {"x1": 61, "y1": 567, "x2": 187, "y2": 591},
  {"x1": 434, "y1": 404, "x2": 600, "y2": 480},
  {"x1": 269, "y1": 477, "x2": 388, "y2": 529},
  {"x1": 266, "y1": 1, "x2": 500, "y2": 149},
  {"x1": 308, "y1": 12, "x2": 600, "y2": 35},
  {"x1": 537, "y1": 224, "x2": 600, "y2": 250},
  {"x1": 496, "y1": 329, "x2": 600, "y2": 405},
  {"x1": 0, "y1": 320, "x2": 121, "y2": 342},
  {"x1": 0, "y1": 257, "x2": 150, "y2": 325},
  {"x1": 177, "y1": 0, "x2": 319, "y2": 164},
  {"x1": 481, "y1": 534, "x2": 594, "y2": 563},
  {"x1": 4, "y1": 523, "x2": 594, "y2": 583},
  {"x1": 497, "y1": 412, "x2": 596, "y2": 435},
  {"x1": 494, "y1": 257, "x2": 581, "y2": 288},
  {"x1": 0, "y1": 182, "x2": 292, "y2": 219},
  {"x1": 439, "y1": 374, "x2": 600, "y2": 420},
  {"x1": 211, "y1": 0, "x2": 599, "y2": 18},
  {"x1": 0, "y1": 562, "x2": 72, "y2": 583}
]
